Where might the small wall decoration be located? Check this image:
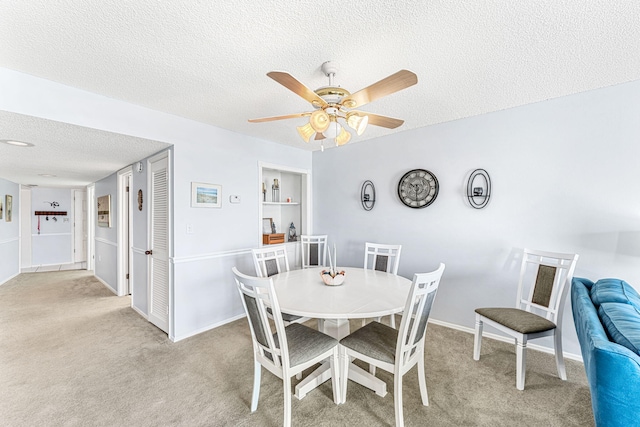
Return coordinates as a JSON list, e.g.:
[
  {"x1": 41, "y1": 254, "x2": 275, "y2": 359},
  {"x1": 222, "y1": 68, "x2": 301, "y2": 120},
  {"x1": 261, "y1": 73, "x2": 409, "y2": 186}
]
[
  {"x1": 97, "y1": 194, "x2": 112, "y2": 227},
  {"x1": 5, "y1": 195, "x2": 12, "y2": 222},
  {"x1": 360, "y1": 180, "x2": 376, "y2": 211},
  {"x1": 191, "y1": 182, "x2": 222, "y2": 208},
  {"x1": 0, "y1": 200, "x2": 3, "y2": 219},
  {"x1": 466, "y1": 169, "x2": 491, "y2": 209},
  {"x1": 137, "y1": 189, "x2": 143, "y2": 211}
]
